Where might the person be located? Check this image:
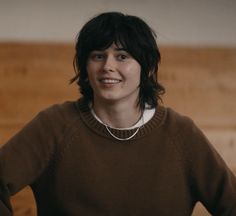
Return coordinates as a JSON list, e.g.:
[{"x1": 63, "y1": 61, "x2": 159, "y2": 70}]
[{"x1": 0, "y1": 11, "x2": 236, "y2": 216}]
